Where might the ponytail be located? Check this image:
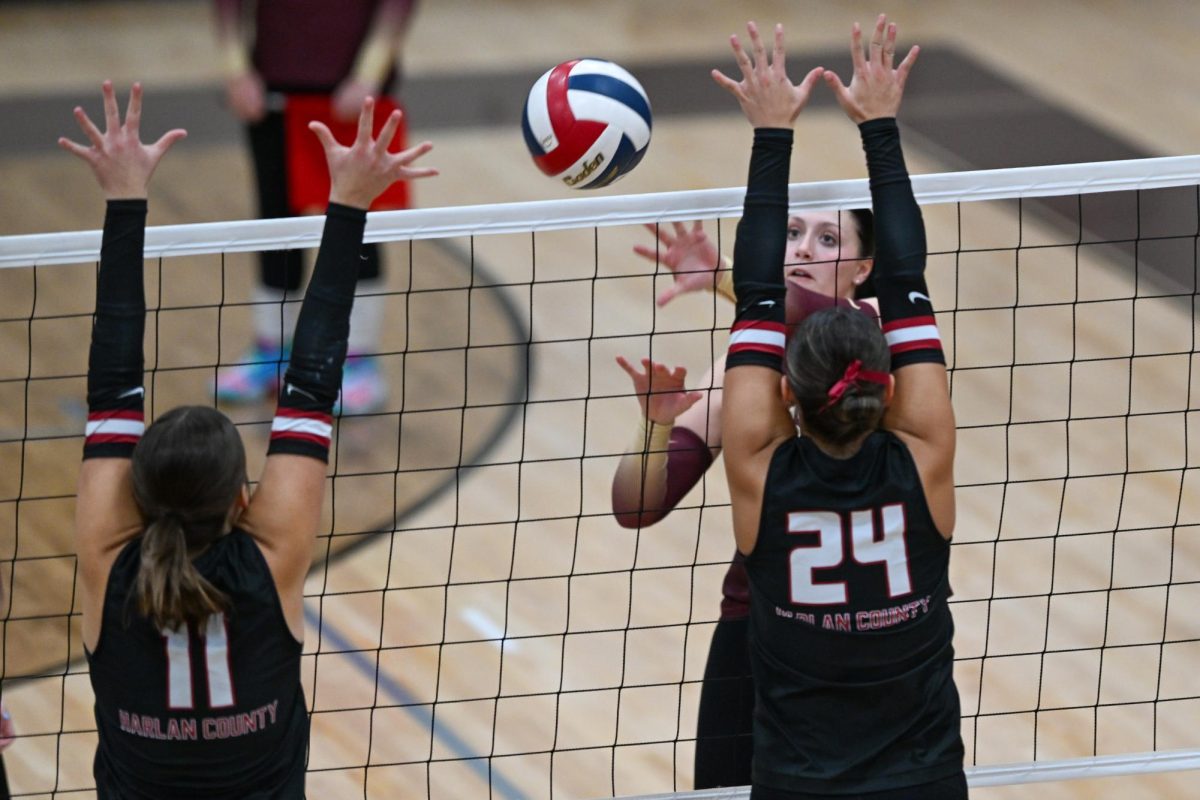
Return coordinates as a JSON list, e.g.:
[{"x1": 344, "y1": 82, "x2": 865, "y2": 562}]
[
  {"x1": 130, "y1": 405, "x2": 246, "y2": 631},
  {"x1": 136, "y1": 513, "x2": 229, "y2": 631}
]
